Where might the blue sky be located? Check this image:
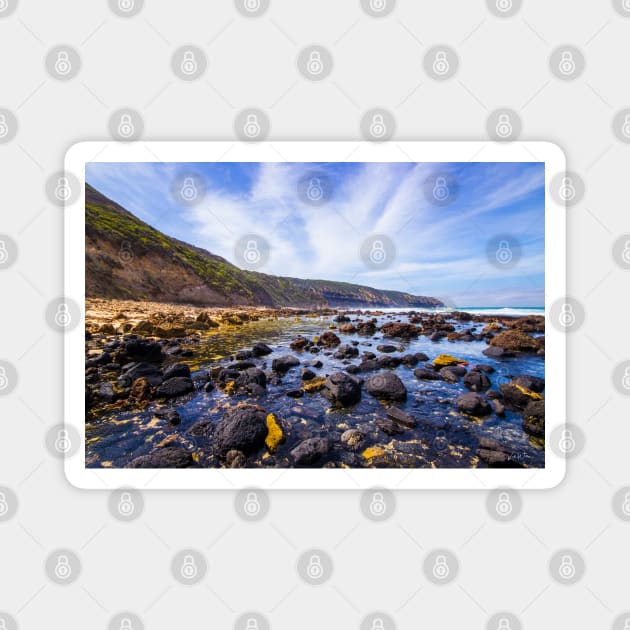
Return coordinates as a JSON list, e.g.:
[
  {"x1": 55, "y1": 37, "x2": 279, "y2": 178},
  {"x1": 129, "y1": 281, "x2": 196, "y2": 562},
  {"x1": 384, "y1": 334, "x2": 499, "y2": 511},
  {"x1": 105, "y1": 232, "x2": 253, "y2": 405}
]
[{"x1": 86, "y1": 161, "x2": 544, "y2": 307}]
